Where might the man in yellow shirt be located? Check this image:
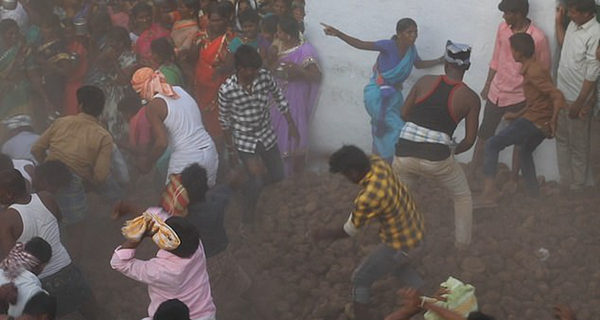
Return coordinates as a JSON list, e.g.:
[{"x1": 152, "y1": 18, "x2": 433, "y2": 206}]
[
  {"x1": 312, "y1": 145, "x2": 425, "y2": 320},
  {"x1": 31, "y1": 85, "x2": 121, "y2": 261}
]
